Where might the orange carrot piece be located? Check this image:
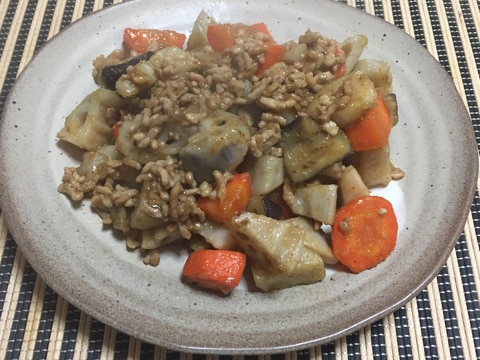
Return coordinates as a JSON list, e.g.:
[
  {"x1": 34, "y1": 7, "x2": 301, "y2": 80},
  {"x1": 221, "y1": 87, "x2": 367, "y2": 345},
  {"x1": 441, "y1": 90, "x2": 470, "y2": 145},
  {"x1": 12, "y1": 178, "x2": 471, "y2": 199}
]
[
  {"x1": 249, "y1": 23, "x2": 285, "y2": 78},
  {"x1": 255, "y1": 42, "x2": 286, "y2": 78},
  {"x1": 331, "y1": 195, "x2": 398, "y2": 273},
  {"x1": 206, "y1": 24, "x2": 241, "y2": 52},
  {"x1": 111, "y1": 120, "x2": 123, "y2": 140},
  {"x1": 334, "y1": 47, "x2": 346, "y2": 78},
  {"x1": 207, "y1": 22, "x2": 272, "y2": 53},
  {"x1": 334, "y1": 62, "x2": 346, "y2": 78},
  {"x1": 123, "y1": 28, "x2": 186, "y2": 53},
  {"x1": 248, "y1": 22, "x2": 271, "y2": 36},
  {"x1": 344, "y1": 95, "x2": 393, "y2": 151},
  {"x1": 197, "y1": 173, "x2": 252, "y2": 224},
  {"x1": 207, "y1": 22, "x2": 284, "y2": 77},
  {"x1": 182, "y1": 249, "x2": 247, "y2": 294}
]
